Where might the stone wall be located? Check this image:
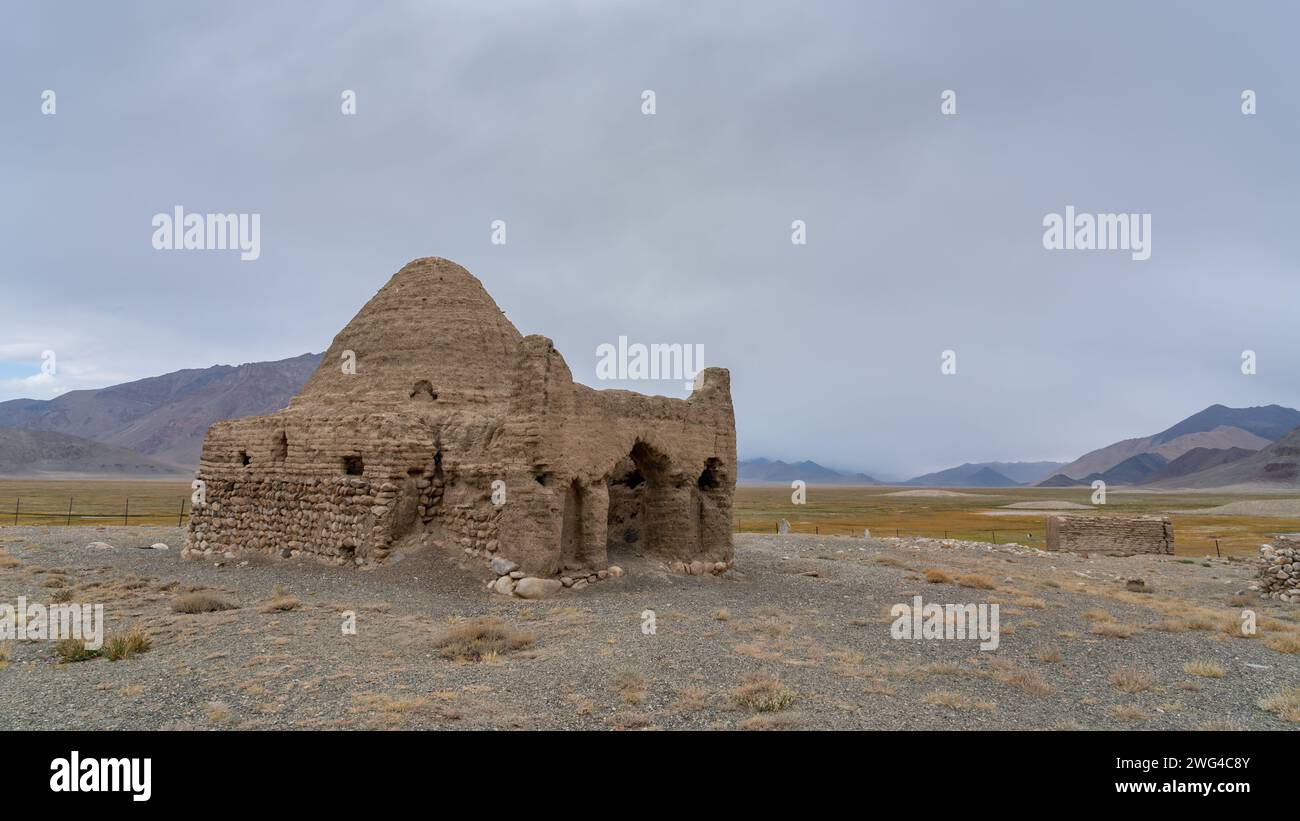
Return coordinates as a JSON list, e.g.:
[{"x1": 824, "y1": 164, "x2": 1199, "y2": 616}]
[
  {"x1": 1045, "y1": 515, "x2": 1173, "y2": 555},
  {"x1": 1256, "y1": 535, "x2": 1300, "y2": 603}
]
